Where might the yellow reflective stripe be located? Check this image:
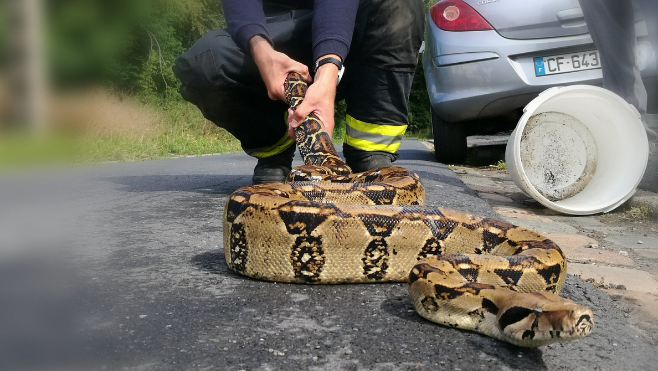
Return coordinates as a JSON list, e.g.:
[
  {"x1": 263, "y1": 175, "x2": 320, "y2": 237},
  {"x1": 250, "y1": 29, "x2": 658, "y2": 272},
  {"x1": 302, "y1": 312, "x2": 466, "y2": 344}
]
[
  {"x1": 245, "y1": 112, "x2": 294, "y2": 159},
  {"x1": 345, "y1": 135, "x2": 402, "y2": 153},
  {"x1": 345, "y1": 125, "x2": 403, "y2": 146},
  {"x1": 246, "y1": 133, "x2": 295, "y2": 159},
  {"x1": 346, "y1": 115, "x2": 407, "y2": 137},
  {"x1": 344, "y1": 115, "x2": 406, "y2": 153}
]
